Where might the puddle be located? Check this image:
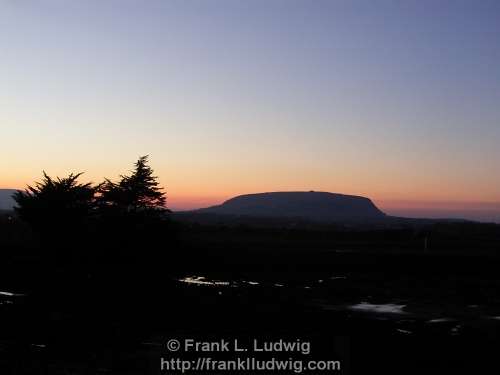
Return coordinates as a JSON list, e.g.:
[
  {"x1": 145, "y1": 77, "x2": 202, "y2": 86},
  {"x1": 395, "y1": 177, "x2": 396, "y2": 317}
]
[
  {"x1": 349, "y1": 302, "x2": 407, "y2": 314},
  {"x1": 178, "y1": 276, "x2": 231, "y2": 287},
  {"x1": 485, "y1": 316, "x2": 500, "y2": 321},
  {"x1": 244, "y1": 281, "x2": 260, "y2": 286},
  {"x1": 450, "y1": 325, "x2": 461, "y2": 335},
  {"x1": 0, "y1": 291, "x2": 25, "y2": 297},
  {"x1": 428, "y1": 318, "x2": 457, "y2": 323},
  {"x1": 397, "y1": 329, "x2": 412, "y2": 335}
]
